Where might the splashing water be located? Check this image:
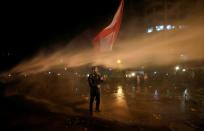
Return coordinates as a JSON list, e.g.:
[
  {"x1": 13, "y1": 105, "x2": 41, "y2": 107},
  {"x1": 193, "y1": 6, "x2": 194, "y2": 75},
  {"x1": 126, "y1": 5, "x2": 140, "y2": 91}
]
[{"x1": 1, "y1": 4, "x2": 204, "y2": 77}]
